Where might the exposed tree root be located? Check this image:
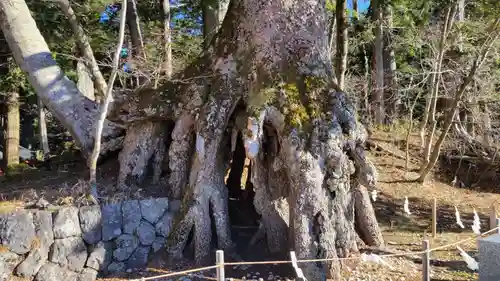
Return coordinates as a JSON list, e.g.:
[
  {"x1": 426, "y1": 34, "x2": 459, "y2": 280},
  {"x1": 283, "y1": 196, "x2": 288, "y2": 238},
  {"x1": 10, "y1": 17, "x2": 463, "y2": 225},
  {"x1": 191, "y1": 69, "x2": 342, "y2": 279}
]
[
  {"x1": 168, "y1": 113, "x2": 195, "y2": 199},
  {"x1": 353, "y1": 182, "x2": 384, "y2": 246},
  {"x1": 119, "y1": 1, "x2": 380, "y2": 279},
  {"x1": 243, "y1": 118, "x2": 290, "y2": 255},
  {"x1": 117, "y1": 121, "x2": 167, "y2": 189}
]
